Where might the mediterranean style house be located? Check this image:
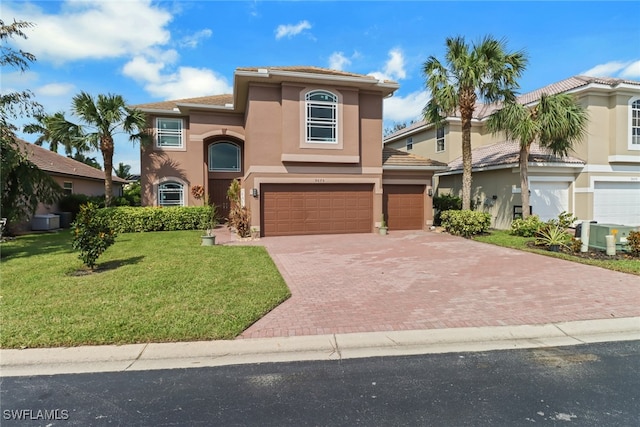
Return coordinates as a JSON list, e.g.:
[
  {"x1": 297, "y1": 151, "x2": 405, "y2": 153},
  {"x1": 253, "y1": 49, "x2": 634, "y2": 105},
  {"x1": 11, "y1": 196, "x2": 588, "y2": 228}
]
[
  {"x1": 384, "y1": 76, "x2": 640, "y2": 229},
  {"x1": 135, "y1": 66, "x2": 447, "y2": 237}
]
